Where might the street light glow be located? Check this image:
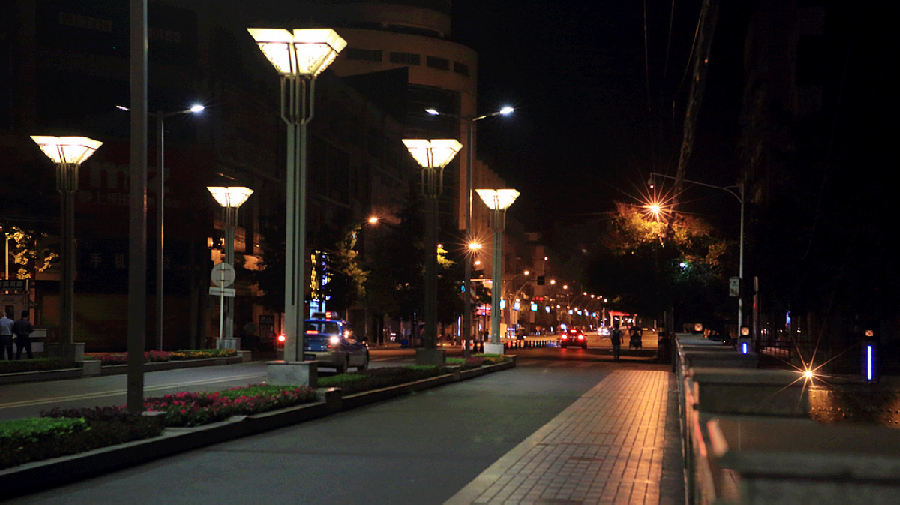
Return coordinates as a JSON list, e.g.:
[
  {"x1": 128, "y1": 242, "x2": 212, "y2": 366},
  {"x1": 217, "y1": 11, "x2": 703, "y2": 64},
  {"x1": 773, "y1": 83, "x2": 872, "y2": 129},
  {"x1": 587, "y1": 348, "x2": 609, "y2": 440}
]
[
  {"x1": 248, "y1": 28, "x2": 346, "y2": 77},
  {"x1": 31, "y1": 136, "x2": 103, "y2": 165},
  {"x1": 499, "y1": 106, "x2": 514, "y2": 115}
]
